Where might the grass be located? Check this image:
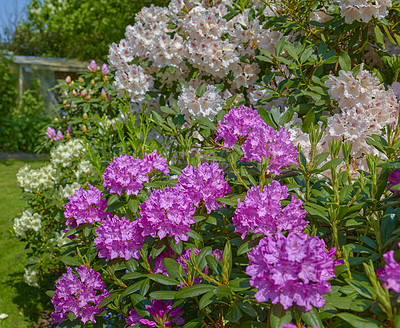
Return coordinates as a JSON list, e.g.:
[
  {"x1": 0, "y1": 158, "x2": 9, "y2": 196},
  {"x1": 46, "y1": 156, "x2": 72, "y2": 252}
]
[{"x1": 0, "y1": 157, "x2": 49, "y2": 328}]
